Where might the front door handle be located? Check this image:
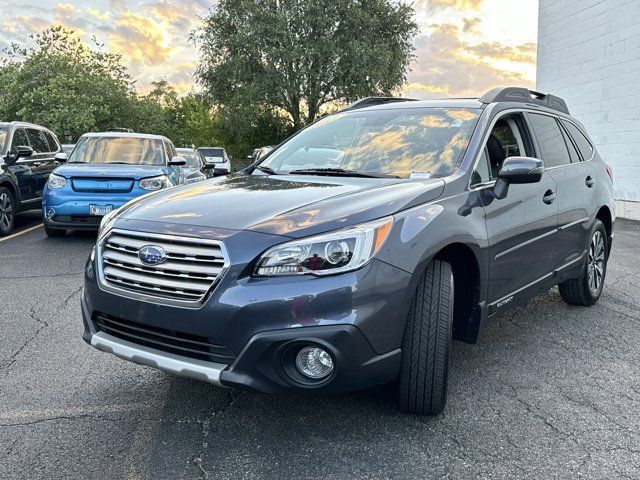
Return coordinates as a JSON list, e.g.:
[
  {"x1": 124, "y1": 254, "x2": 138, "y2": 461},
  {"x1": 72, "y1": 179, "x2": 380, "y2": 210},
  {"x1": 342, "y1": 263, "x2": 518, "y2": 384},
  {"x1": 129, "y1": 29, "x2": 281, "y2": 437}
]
[
  {"x1": 543, "y1": 189, "x2": 556, "y2": 204},
  {"x1": 585, "y1": 176, "x2": 595, "y2": 188}
]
